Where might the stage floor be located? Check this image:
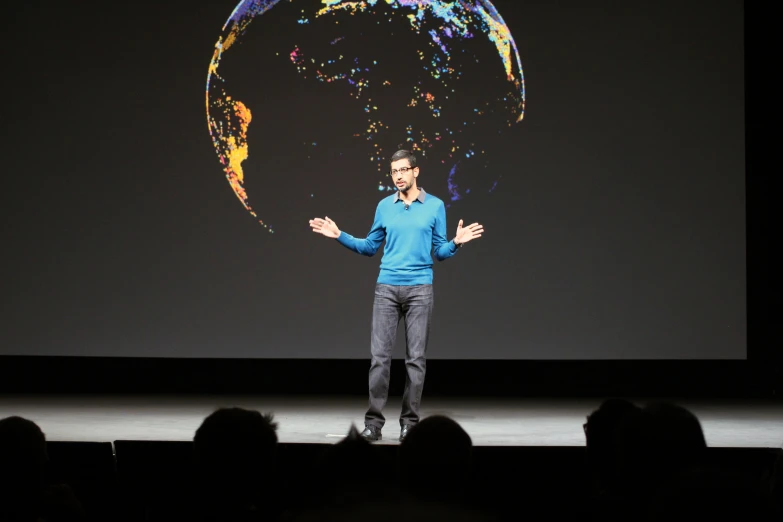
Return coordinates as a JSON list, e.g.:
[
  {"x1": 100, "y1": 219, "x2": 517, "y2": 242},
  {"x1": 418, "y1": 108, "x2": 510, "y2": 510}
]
[{"x1": 1, "y1": 395, "x2": 781, "y2": 447}]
